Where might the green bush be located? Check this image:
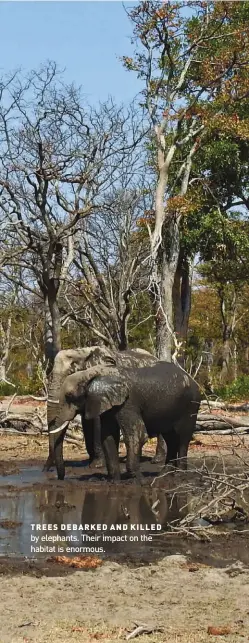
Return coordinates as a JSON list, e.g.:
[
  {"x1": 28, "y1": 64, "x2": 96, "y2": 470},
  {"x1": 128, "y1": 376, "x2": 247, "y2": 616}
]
[
  {"x1": 0, "y1": 381, "x2": 17, "y2": 396},
  {"x1": 0, "y1": 378, "x2": 43, "y2": 397},
  {"x1": 215, "y1": 374, "x2": 249, "y2": 402}
]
